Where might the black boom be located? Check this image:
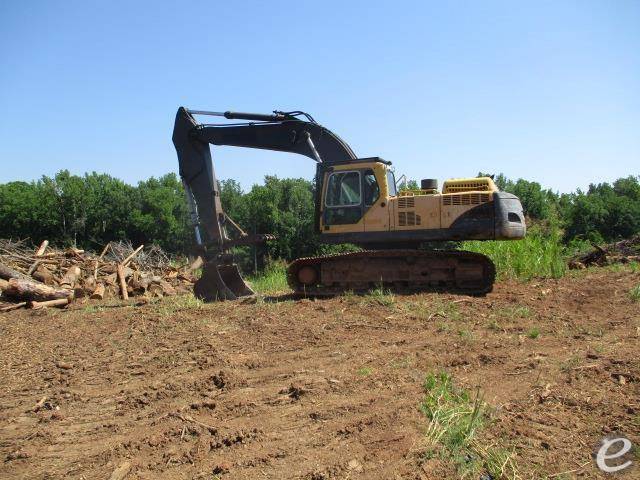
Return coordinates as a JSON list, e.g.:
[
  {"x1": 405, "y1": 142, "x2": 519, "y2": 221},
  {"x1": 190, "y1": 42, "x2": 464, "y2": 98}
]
[
  {"x1": 172, "y1": 107, "x2": 358, "y2": 300},
  {"x1": 172, "y1": 107, "x2": 356, "y2": 248}
]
